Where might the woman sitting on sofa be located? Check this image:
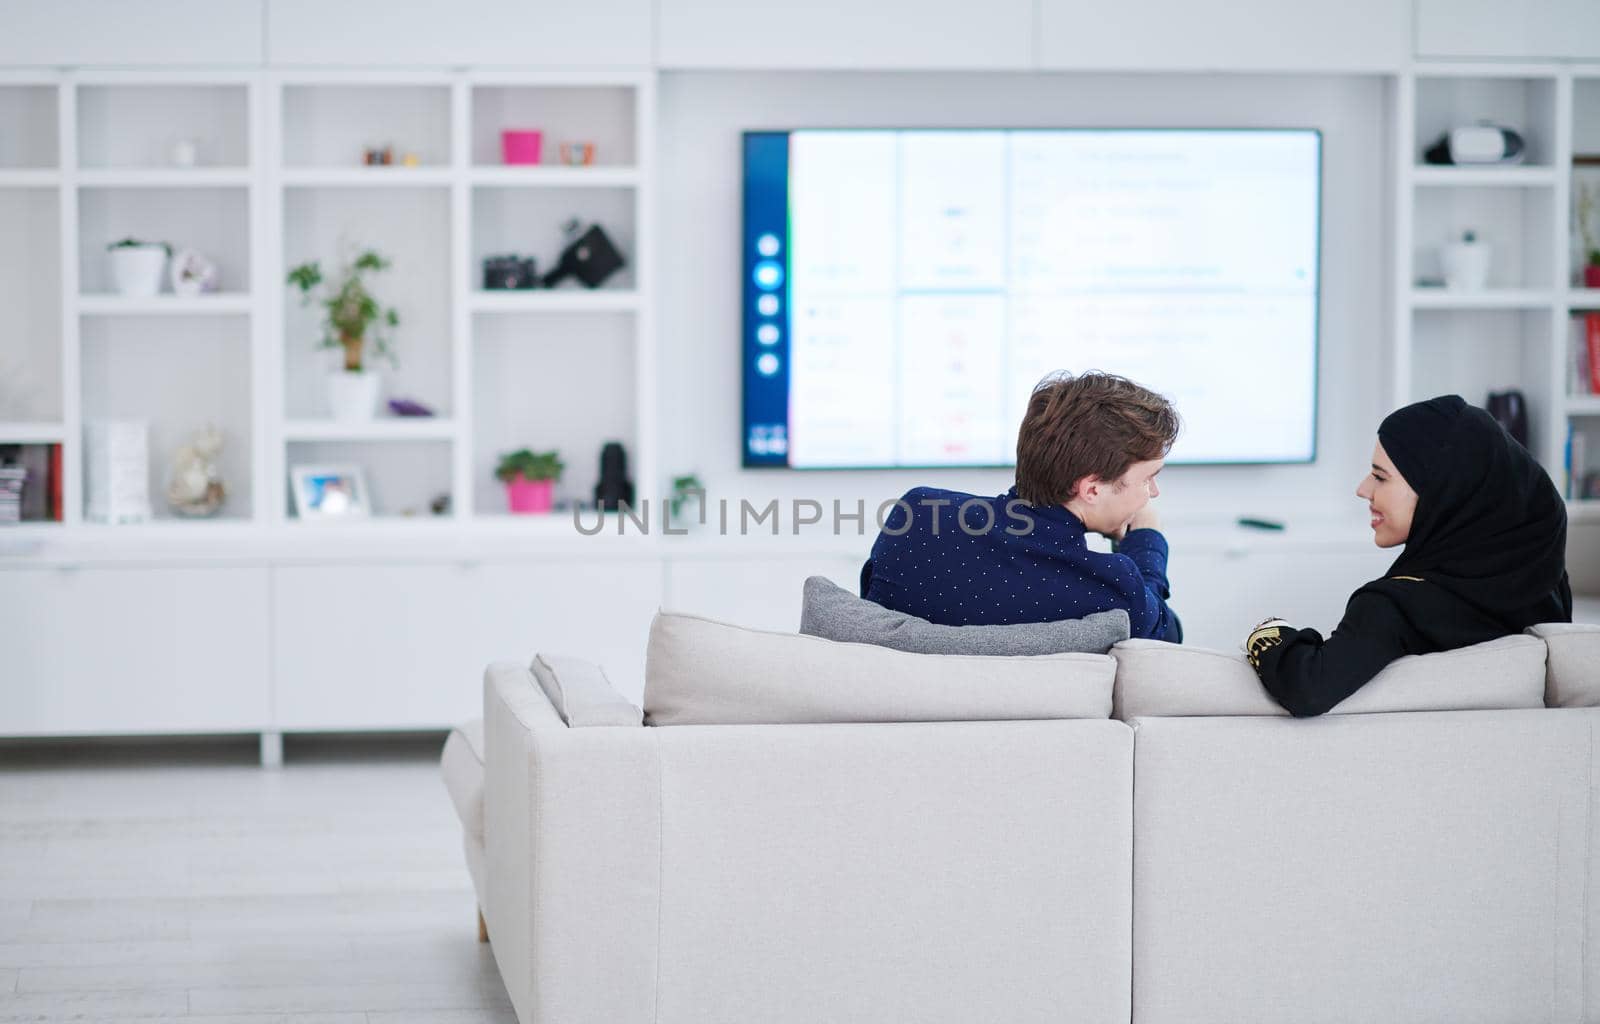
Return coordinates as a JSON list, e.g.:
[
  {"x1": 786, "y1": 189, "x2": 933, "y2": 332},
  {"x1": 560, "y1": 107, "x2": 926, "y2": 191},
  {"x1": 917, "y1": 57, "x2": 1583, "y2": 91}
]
[{"x1": 1246, "y1": 394, "x2": 1572, "y2": 717}]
